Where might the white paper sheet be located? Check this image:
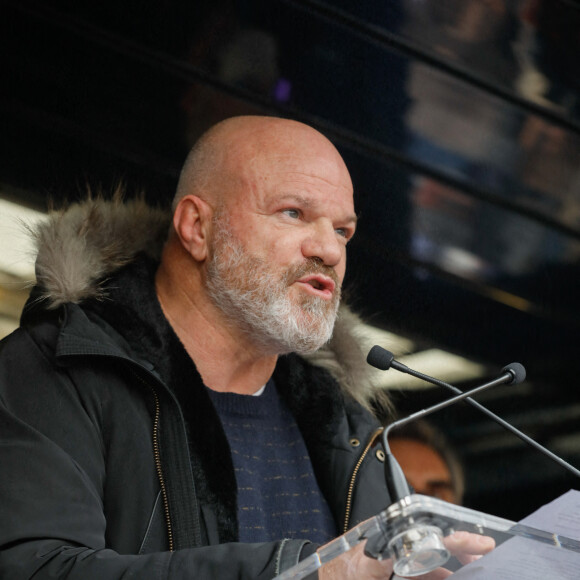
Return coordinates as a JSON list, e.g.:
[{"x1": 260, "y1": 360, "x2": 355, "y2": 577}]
[{"x1": 452, "y1": 489, "x2": 580, "y2": 579}]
